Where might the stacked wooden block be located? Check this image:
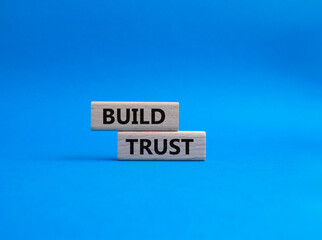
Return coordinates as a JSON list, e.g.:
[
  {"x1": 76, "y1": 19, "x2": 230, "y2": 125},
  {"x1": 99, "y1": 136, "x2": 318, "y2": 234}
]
[{"x1": 91, "y1": 102, "x2": 206, "y2": 160}]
